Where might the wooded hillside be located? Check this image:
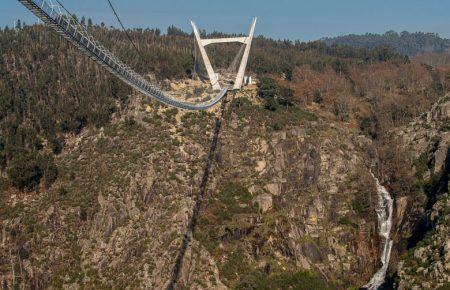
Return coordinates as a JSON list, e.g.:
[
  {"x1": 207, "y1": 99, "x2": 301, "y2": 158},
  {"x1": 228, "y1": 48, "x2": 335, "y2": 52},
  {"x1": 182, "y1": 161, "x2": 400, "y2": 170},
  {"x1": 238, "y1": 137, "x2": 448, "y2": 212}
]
[
  {"x1": 322, "y1": 31, "x2": 450, "y2": 56},
  {"x1": 1, "y1": 23, "x2": 449, "y2": 191}
]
